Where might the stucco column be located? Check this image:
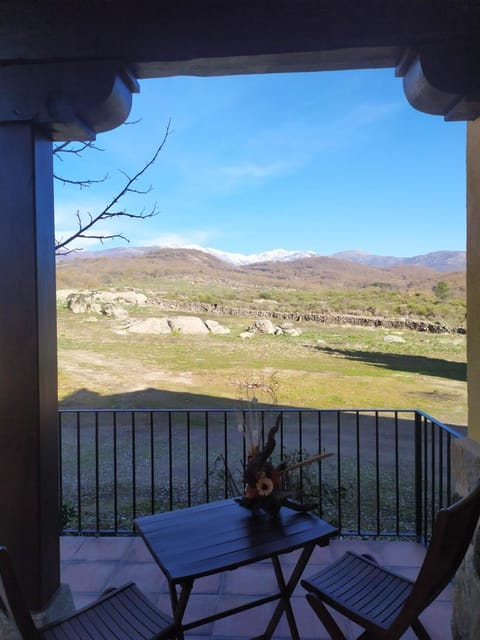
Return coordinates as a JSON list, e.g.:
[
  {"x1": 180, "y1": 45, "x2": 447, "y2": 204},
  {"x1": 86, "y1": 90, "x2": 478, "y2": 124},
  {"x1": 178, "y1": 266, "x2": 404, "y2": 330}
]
[
  {"x1": 467, "y1": 119, "x2": 480, "y2": 442},
  {"x1": 0, "y1": 123, "x2": 59, "y2": 610}
]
